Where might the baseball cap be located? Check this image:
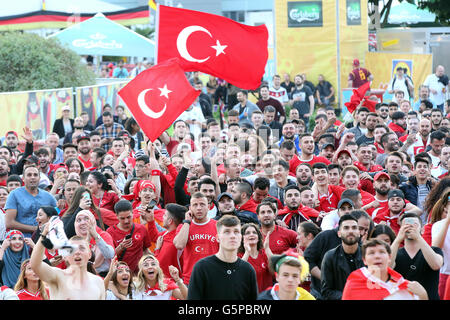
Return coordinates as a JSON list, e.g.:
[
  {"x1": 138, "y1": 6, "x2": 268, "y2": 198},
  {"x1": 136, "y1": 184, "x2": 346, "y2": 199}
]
[
  {"x1": 24, "y1": 155, "x2": 39, "y2": 164},
  {"x1": 374, "y1": 172, "x2": 390, "y2": 181},
  {"x1": 353, "y1": 59, "x2": 360, "y2": 67},
  {"x1": 76, "y1": 134, "x2": 90, "y2": 143},
  {"x1": 388, "y1": 189, "x2": 405, "y2": 200},
  {"x1": 338, "y1": 198, "x2": 354, "y2": 209},
  {"x1": 322, "y1": 143, "x2": 335, "y2": 151},
  {"x1": 337, "y1": 149, "x2": 351, "y2": 158},
  {"x1": 5, "y1": 131, "x2": 18, "y2": 138},
  {"x1": 62, "y1": 105, "x2": 71, "y2": 112},
  {"x1": 218, "y1": 192, "x2": 233, "y2": 202}
]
